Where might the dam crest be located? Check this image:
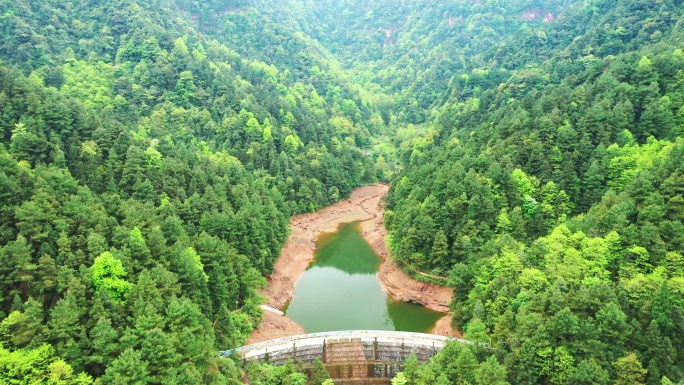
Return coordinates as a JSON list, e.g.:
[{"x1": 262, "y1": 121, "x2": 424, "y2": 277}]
[{"x1": 222, "y1": 330, "x2": 470, "y2": 384}]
